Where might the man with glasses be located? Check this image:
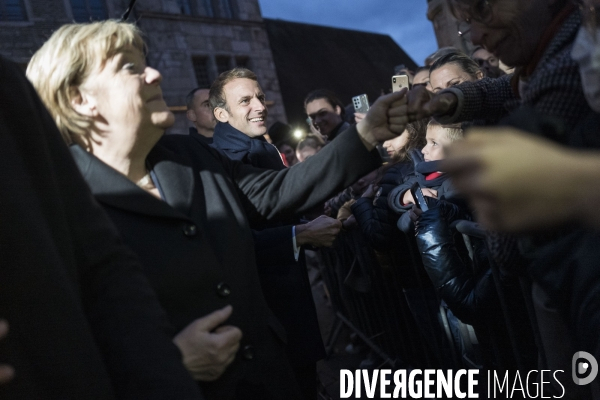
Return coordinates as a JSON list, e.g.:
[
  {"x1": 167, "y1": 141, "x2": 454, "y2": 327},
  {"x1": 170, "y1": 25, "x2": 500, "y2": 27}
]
[
  {"x1": 405, "y1": 1, "x2": 592, "y2": 398},
  {"x1": 408, "y1": 0, "x2": 590, "y2": 138}
]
